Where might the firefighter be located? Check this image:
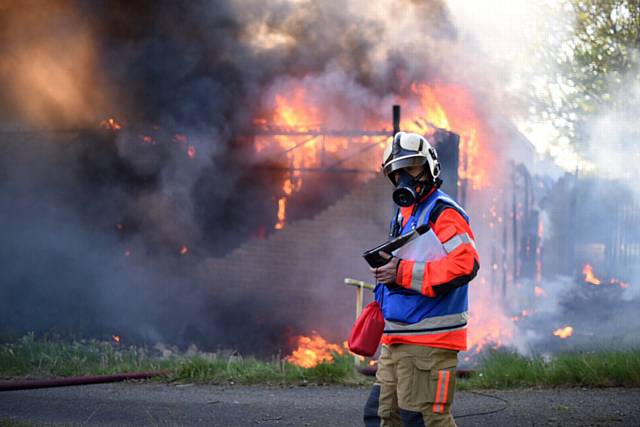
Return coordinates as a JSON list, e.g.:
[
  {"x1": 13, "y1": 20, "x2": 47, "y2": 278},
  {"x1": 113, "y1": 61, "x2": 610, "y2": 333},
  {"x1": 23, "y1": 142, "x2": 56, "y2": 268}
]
[{"x1": 363, "y1": 132, "x2": 480, "y2": 427}]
